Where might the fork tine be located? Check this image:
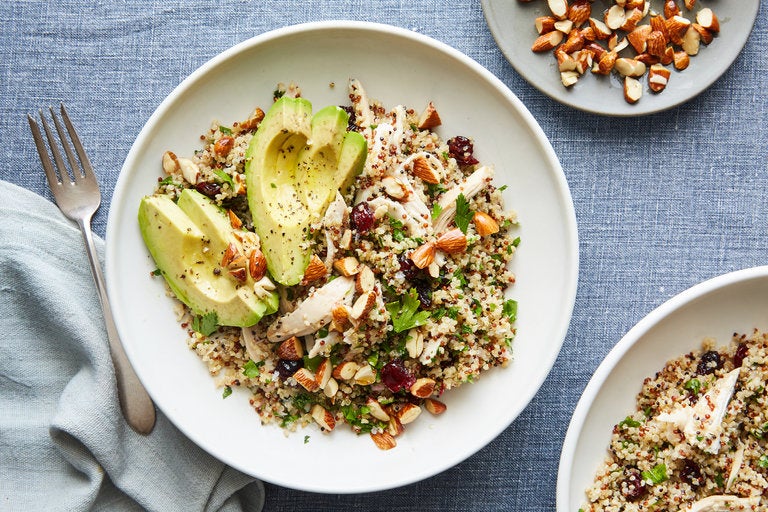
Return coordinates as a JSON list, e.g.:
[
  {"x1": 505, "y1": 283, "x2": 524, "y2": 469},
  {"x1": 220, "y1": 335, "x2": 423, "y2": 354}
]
[
  {"x1": 50, "y1": 105, "x2": 84, "y2": 182},
  {"x1": 38, "y1": 109, "x2": 74, "y2": 184},
  {"x1": 27, "y1": 113, "x2": 63, "y2": 188},
  {"x1": 59, "y1": 104, "x2": 96, "y2": 183}
]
